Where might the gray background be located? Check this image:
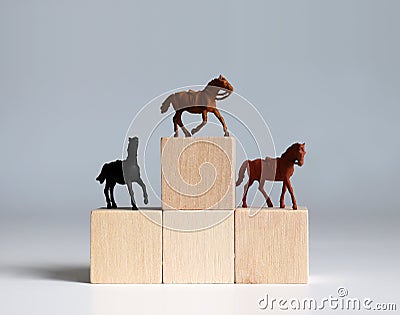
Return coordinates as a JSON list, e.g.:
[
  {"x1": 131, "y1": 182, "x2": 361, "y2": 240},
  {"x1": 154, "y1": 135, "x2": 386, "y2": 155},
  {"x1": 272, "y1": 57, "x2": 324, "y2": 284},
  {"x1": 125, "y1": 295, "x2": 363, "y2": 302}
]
[{"x1": 0, "y1": 0, "x2": 399, "y2": 314}]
